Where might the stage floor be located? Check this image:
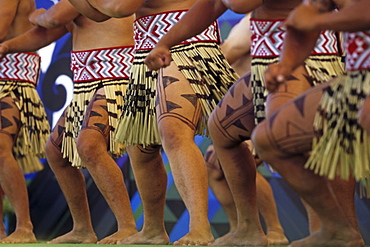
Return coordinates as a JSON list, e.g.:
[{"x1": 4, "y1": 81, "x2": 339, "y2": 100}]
[{"x1": 1, "y1": 244, "x2": 369, "y2": 247}]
